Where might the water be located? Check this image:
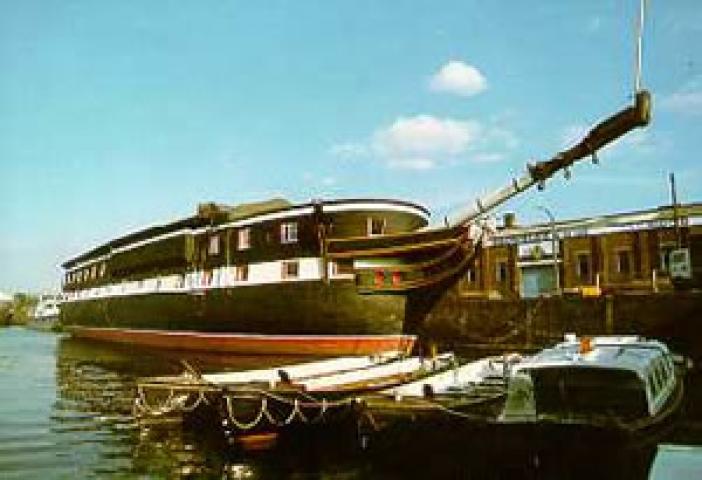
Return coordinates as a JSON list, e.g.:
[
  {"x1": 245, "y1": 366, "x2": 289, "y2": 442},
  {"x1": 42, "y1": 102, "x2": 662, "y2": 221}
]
[{"x1": 1, "y1": 327, "x2": 701, "y2": 479}]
